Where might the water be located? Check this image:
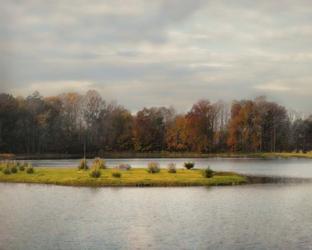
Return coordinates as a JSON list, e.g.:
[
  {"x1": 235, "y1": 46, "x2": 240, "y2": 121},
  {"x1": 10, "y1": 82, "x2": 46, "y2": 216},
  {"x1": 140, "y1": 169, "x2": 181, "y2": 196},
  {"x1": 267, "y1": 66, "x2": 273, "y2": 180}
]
[
  {"x1": 23, "y1": 157, "x2": 312, "y2": 178},
  {"x1": 2, "y1": 158, "x2": 312, "y2": 249},
  {"x1": 1, "y1": 183, "x2": 312, "y2": 250}
]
